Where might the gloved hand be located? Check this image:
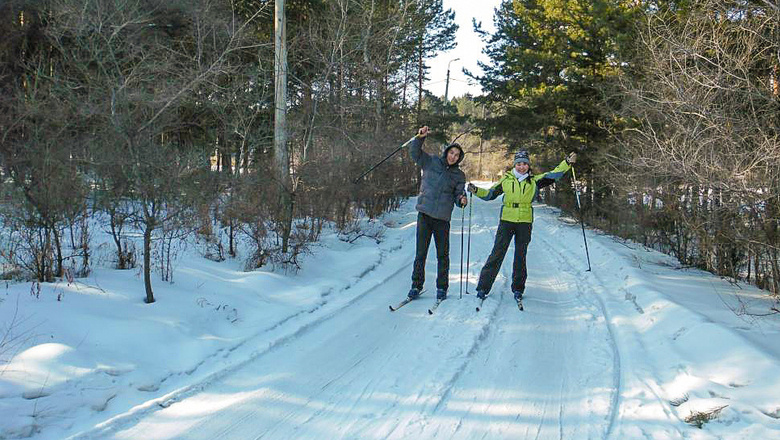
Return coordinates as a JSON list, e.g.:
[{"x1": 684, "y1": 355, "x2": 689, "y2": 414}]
[
  {"x1": 565, "y1": 152, "x2": 578, "y2": 164},
  {"x1": 467, "y1": 183, "x2": 478, "y2": 193}
]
